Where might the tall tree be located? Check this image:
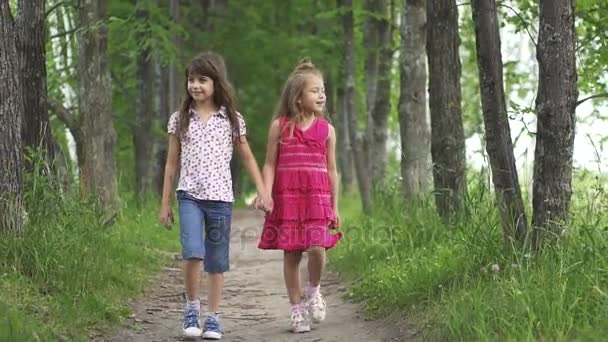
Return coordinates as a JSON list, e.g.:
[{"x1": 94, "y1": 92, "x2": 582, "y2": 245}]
[
  {"x1": 78, "y1": 0, "x2": 118, "y2": 212},
  {"x1": 0, "y1": 0, "x2": 25, "y2": 235},
  {"x1": 340, "y1": 0, "x2": 373, "y2": 212},
  {"x1": 169, "y1": 0, "x2": 181, "y2": 111},
  {"x1": 134, "y1": 0, "x2": 155, "y2": 196},
  {"x1": 532, "y1": 0, "x2": 578, "y2": 248},
  {"x1": 399, "y1": 0, "x2": 431, "y2": 197},
  {"x1": 368, "y1": 0, "x2": 395, "y2": 185},
  {"x1": 427, "y1": 0, "x2": 466, "y2": 220},
  {"x1": 335, "y1": 86, "x2": 356, "y2": 193},
  {"x1": 363, "y1": 0, "x2": 380, "y2": 116},
  {"x1": 155, "y1": 61, "x2": 171, "y2": 194},
  {"x1": 471, "y1": 0, "x2": 528, "y2": 242},
  {"x1": 16, "y1": 0, "x2": 53, "y2": 163}
]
